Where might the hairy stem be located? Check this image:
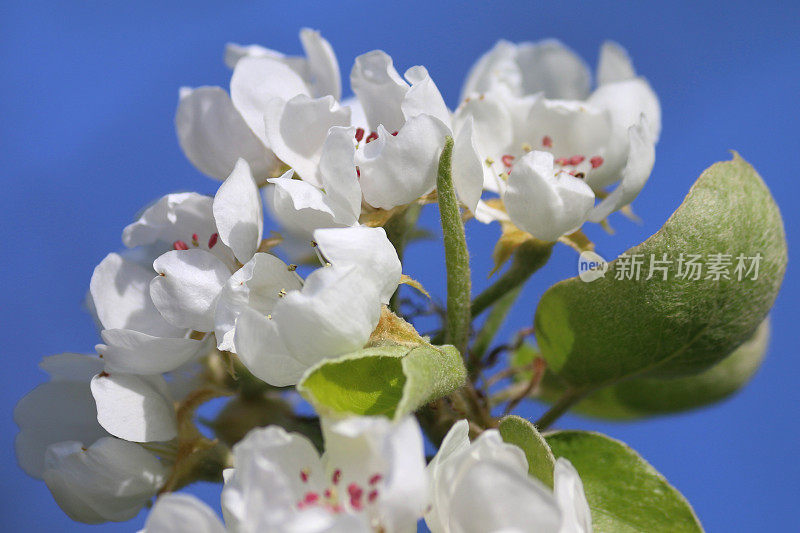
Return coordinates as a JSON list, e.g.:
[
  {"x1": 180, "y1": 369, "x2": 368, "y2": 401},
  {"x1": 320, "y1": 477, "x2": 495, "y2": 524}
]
[
  {"x1": 471, "y1": 240, "x2": 554, "y2": 318},
  {"x1": 436, "y1": 136, "x2": 471, "y2": 355}
]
